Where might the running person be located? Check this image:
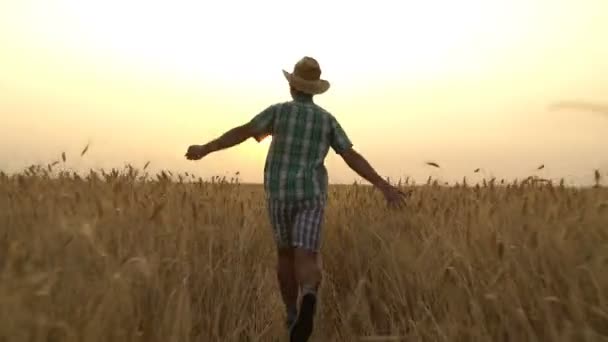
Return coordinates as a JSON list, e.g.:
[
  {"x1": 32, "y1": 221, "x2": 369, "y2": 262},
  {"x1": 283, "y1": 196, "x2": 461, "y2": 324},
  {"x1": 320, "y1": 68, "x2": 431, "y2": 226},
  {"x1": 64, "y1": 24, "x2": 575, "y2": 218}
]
[{"x1": 185, "y1": 57, "x2": 406, "y2": 341}]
